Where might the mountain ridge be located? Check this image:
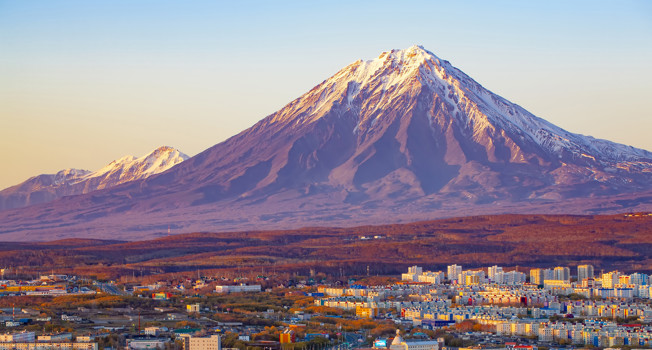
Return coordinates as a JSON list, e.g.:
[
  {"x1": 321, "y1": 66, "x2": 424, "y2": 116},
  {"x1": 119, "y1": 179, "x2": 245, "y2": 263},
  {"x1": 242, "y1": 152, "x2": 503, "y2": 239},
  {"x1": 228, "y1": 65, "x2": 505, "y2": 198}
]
[
  {"x1": 0, "y1": 146, "x2": 188, "y2": 211},
  {"x1": 1, "y1": 46, "x2": 651, "y2": 241}
]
